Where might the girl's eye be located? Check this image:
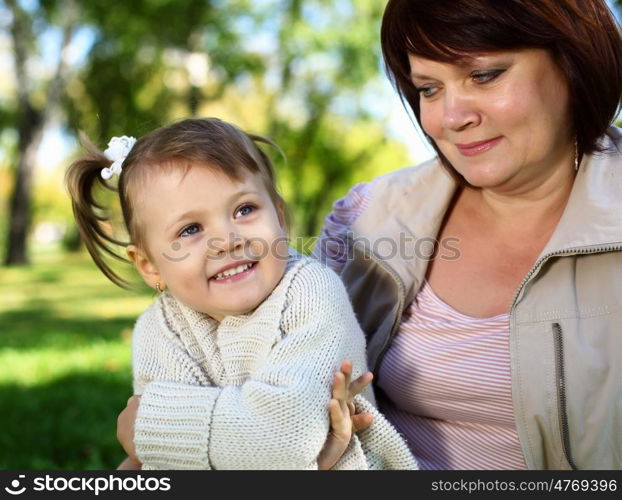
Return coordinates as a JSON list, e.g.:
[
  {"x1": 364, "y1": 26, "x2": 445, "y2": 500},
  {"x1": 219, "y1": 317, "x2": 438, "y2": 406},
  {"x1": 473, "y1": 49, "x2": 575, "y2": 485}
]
[
  {"x1": 471, "y1": 69, "x2": 504, "y2": 84},
  {"x1": 235, "y1": 204, "x2": 255, "y2": 218},
  {"x1": 179, "y1": 224, "x2": 201, "y2": 237}
]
